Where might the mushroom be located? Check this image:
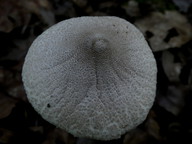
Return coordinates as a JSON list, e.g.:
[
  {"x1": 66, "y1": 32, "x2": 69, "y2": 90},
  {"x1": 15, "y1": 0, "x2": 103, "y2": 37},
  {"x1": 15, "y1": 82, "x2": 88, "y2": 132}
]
[{"x1": 22, "y1": 16, "x2": 157, "y2": 140}]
